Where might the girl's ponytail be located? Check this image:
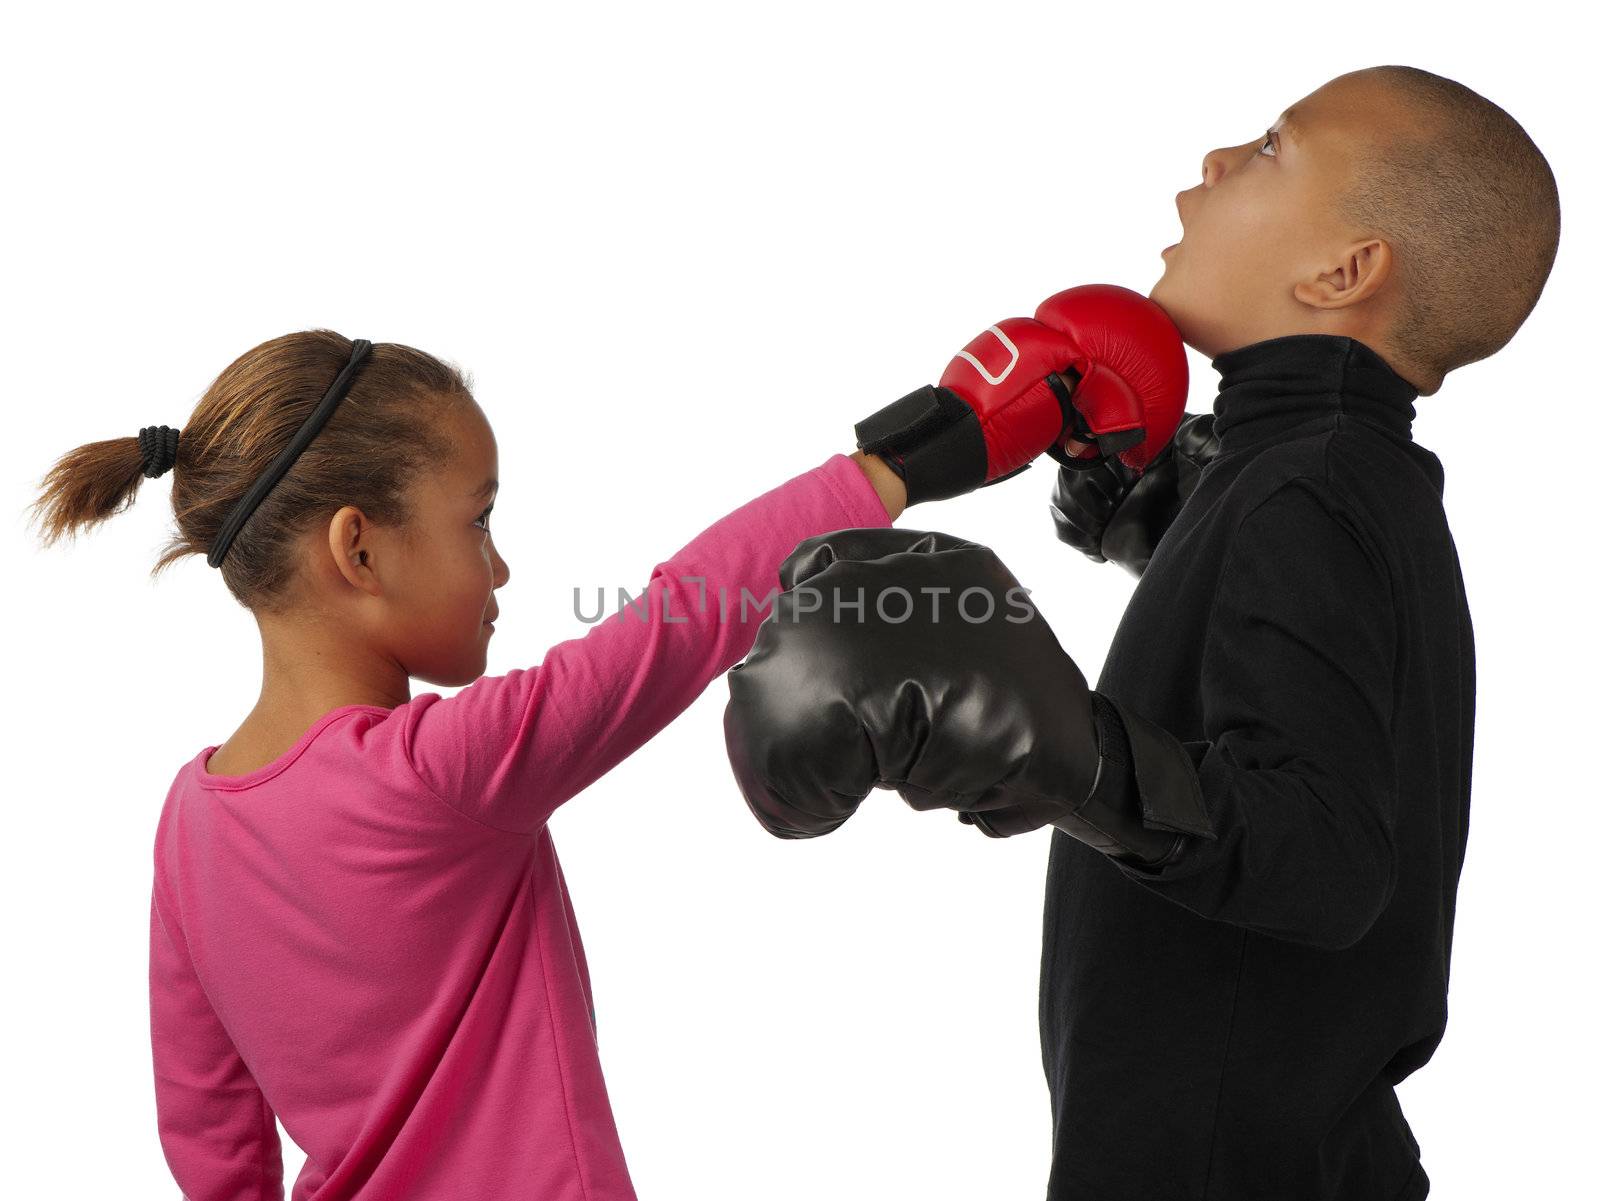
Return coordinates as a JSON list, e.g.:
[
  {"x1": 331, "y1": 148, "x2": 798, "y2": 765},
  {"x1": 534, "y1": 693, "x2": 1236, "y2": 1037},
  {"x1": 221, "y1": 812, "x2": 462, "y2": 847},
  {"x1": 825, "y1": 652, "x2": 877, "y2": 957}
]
[
  {"x1": 27, "y1": 329, "x2": 474, "y2": 614},
  {"x1": 27, "y1": 424, "x2": 164, "y2": 553}
]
